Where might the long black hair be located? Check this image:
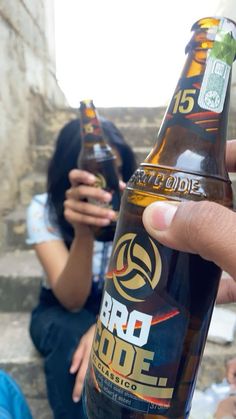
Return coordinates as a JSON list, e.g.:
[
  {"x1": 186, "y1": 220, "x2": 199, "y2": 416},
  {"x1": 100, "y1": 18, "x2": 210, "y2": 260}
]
[{"x1": 47, "y1": 118, "x2": 137, "y2": 247}]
